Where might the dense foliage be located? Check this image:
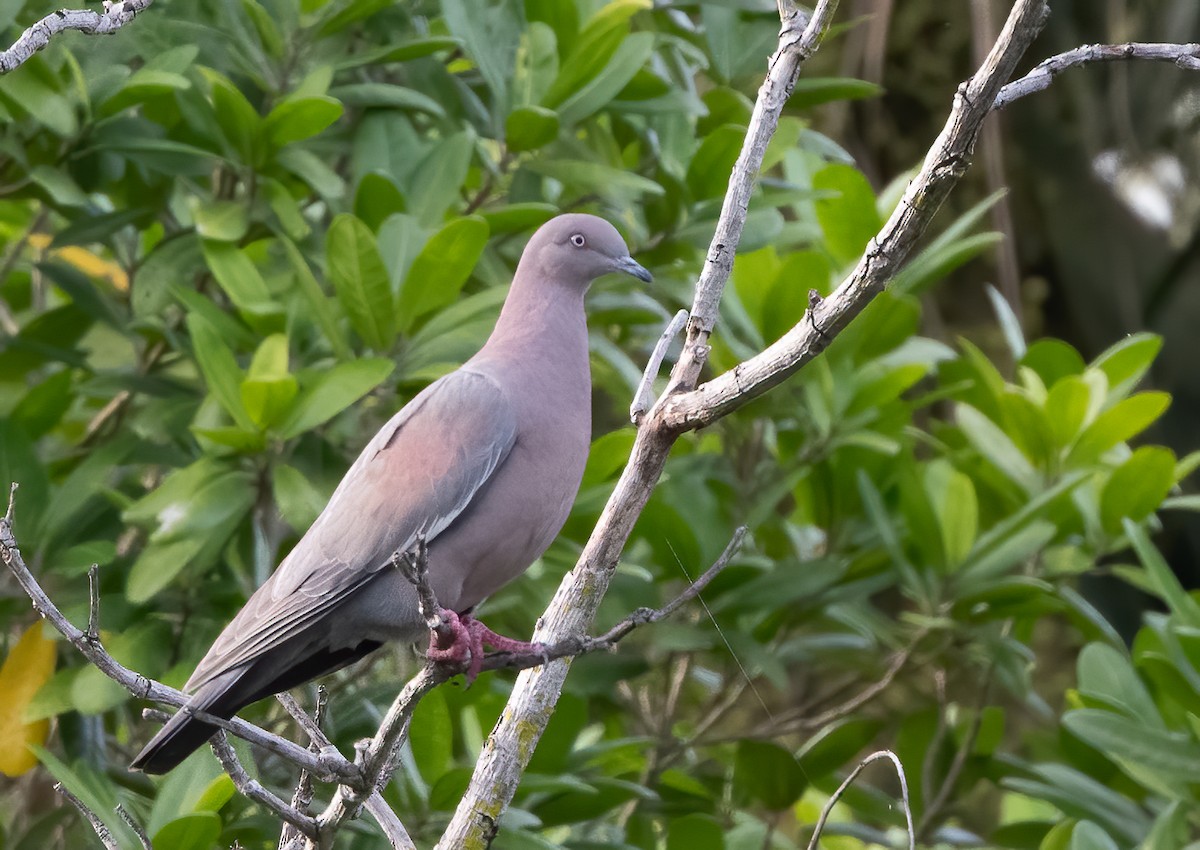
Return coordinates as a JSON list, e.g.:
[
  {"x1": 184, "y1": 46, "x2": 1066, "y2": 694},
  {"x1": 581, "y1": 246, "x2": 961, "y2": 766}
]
[{"x1": 0, "y1": 1, "x2": 1197, "y2": 848}]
